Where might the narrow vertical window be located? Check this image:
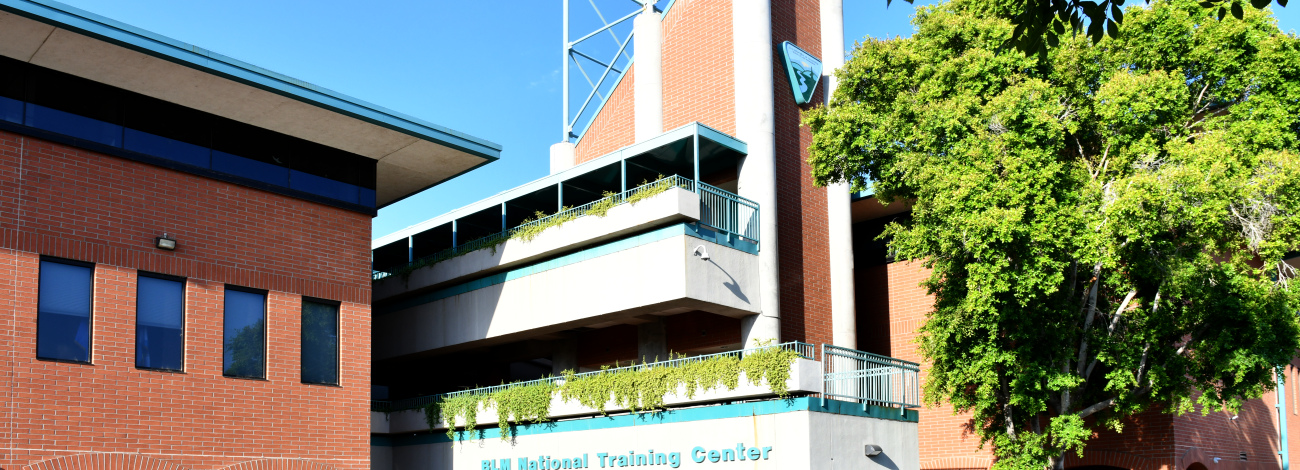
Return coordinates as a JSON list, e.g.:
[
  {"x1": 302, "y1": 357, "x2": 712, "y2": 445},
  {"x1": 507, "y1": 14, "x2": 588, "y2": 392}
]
[
  {"x1": 301, "y1": 299, "x2": 339, "y2": 385},
  {"x1": 37, "y1": 259, "x2": 94, "y2": 362},
  {"x1": 223, "y1": 287, "x2": 266, "y2": 379},
  {"x1": 136, "y1": 273, "x2": 184, "y2": 371}
]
